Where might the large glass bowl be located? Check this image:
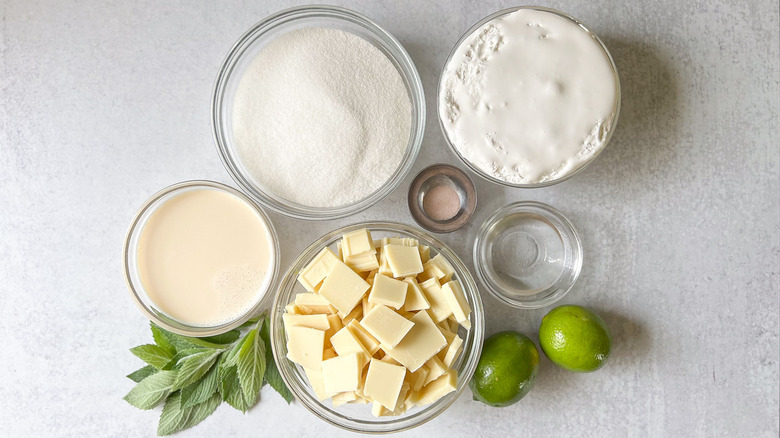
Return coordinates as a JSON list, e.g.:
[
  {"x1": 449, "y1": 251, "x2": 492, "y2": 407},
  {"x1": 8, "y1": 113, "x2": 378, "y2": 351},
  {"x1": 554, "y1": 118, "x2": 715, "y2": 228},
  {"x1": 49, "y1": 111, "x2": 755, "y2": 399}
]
[
  {"x1": 271, "y1": 222, "x2": 484, "y2": 433},
  {"x1": 437, "y1": 6, "x2": 621, "y2": 188},
  {"x1": 212, "y1": 5, "x2": 425, "y2": 220},
  {"x1": 123, "y1": 180, "x2": 280, "y2": 336}
]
